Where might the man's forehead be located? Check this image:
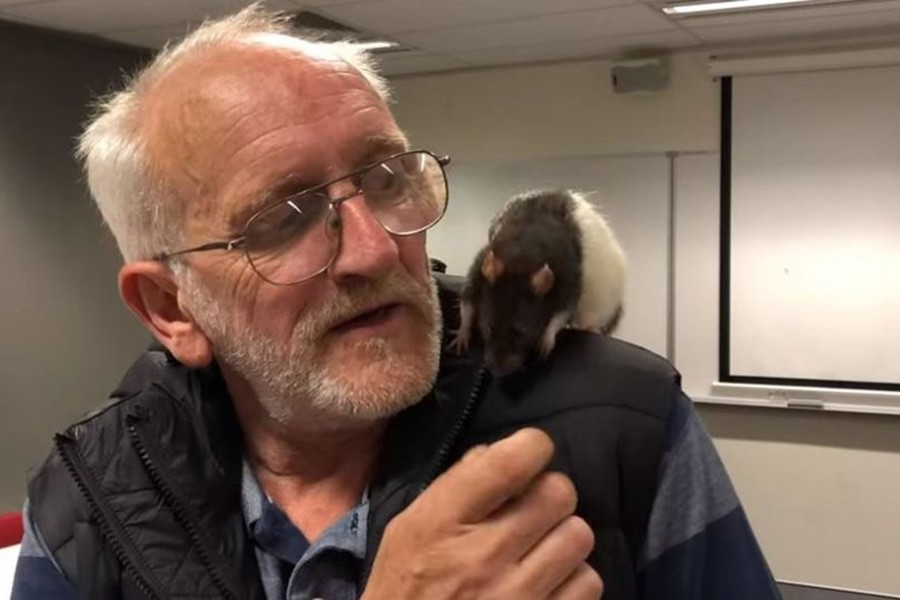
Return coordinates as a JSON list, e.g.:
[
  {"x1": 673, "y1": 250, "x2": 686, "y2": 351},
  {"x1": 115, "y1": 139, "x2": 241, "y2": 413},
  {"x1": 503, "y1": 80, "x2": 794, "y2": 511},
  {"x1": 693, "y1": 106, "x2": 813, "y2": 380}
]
[
  {"x1": 140, "y1": 38, "x2": 378, "y2": 190},
  {"x1": 152, "y1": 40, "x2": 358, "y2": 105}
]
